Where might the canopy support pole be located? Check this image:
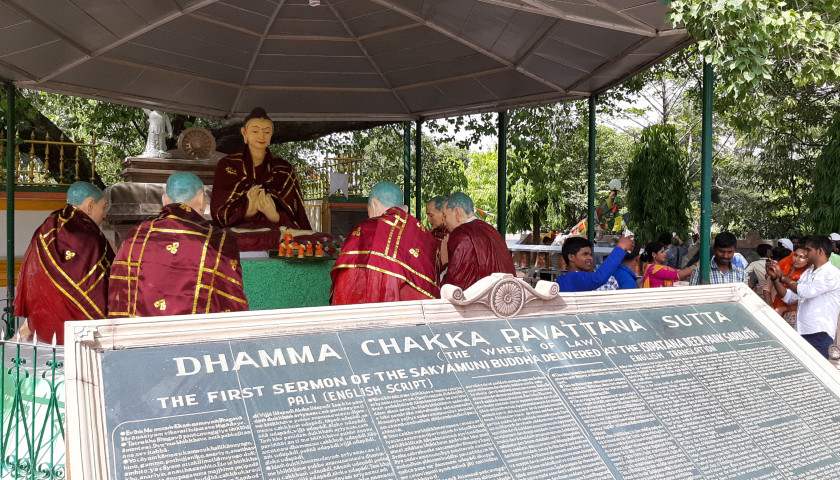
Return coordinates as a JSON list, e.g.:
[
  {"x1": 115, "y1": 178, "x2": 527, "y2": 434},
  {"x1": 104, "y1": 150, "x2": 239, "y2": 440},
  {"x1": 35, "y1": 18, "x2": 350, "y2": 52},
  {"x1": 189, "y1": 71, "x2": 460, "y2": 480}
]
[
  {"x1": 415, "y1": 120, "x2": 422, "y2": 218},
  {"x1": 5, "y1": 83, "x2": 16, "y2": 337},
  {"x1": 699, "y1": 62, "x2": 713, "y2": 283},
  {"x1": 402, "y1": 121, "x2": 411, "y2": 206},
  {"x1": 587, "y1": 95, "x2": 596, "y2": 245},
  {"x1": 497, "y1": 111, "x2": 507, "y2": 236}
]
